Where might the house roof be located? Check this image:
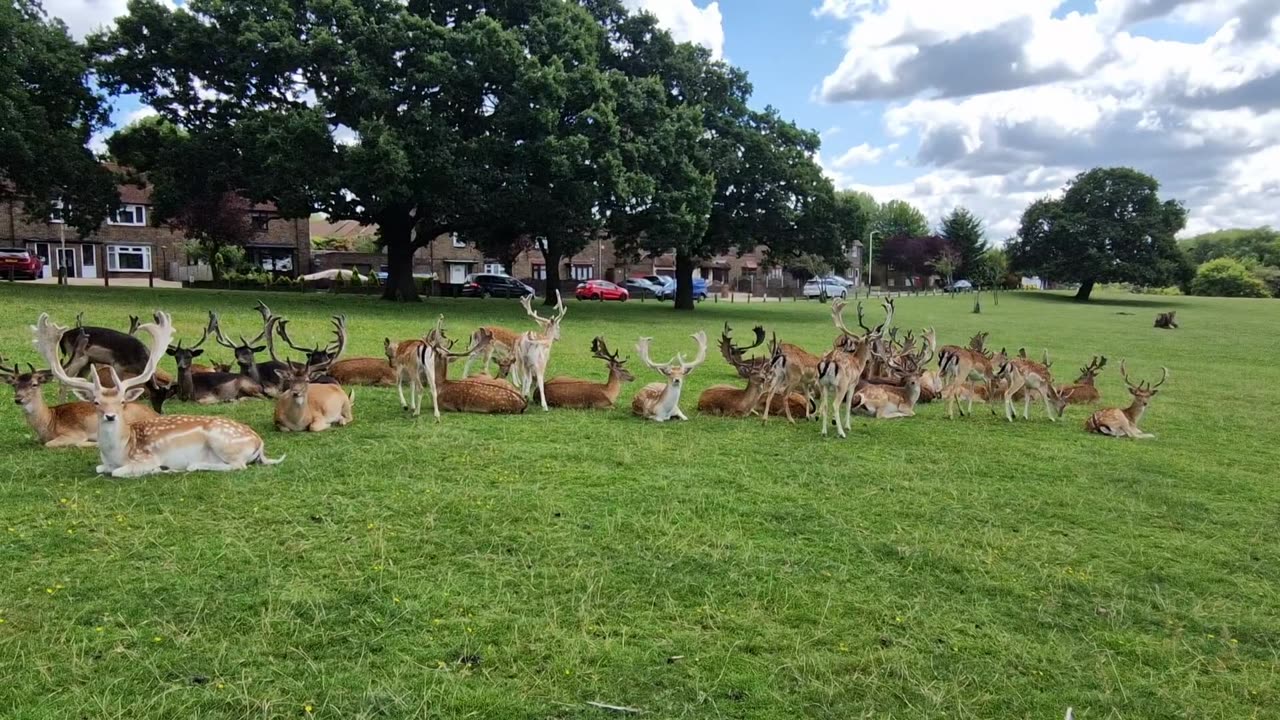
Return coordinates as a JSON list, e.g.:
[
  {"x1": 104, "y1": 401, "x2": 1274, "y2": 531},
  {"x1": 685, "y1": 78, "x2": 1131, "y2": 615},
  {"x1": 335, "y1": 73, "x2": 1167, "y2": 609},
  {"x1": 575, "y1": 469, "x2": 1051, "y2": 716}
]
[{"x1": 311, "y1": 218, "x2": 379, "y2": 240}]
